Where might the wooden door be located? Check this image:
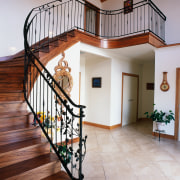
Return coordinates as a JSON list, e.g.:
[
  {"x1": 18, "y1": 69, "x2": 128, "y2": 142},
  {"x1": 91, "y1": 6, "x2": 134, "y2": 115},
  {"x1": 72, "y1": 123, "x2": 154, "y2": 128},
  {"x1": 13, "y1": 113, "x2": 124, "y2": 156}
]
[{"x1": 175, "y1": 68, "x2": 180, "y2": 140}]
